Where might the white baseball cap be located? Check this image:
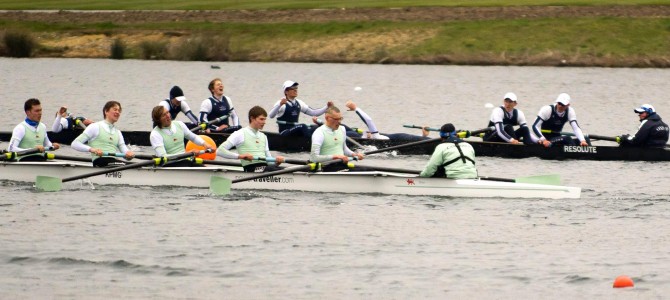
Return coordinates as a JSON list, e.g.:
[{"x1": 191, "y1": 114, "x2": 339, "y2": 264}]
[
  {"x1": 555, "y1": 93, "x2": 571, "y2": 105},
  {"x1": 282, "y1": 80, "x2": 298, "y2": 93},
  {"x1": 634, "y1": 104, "x2": 655, "y2": 114},
  {"x1": 503, "y1": 92, "x2": 517, "y2": 102}
]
